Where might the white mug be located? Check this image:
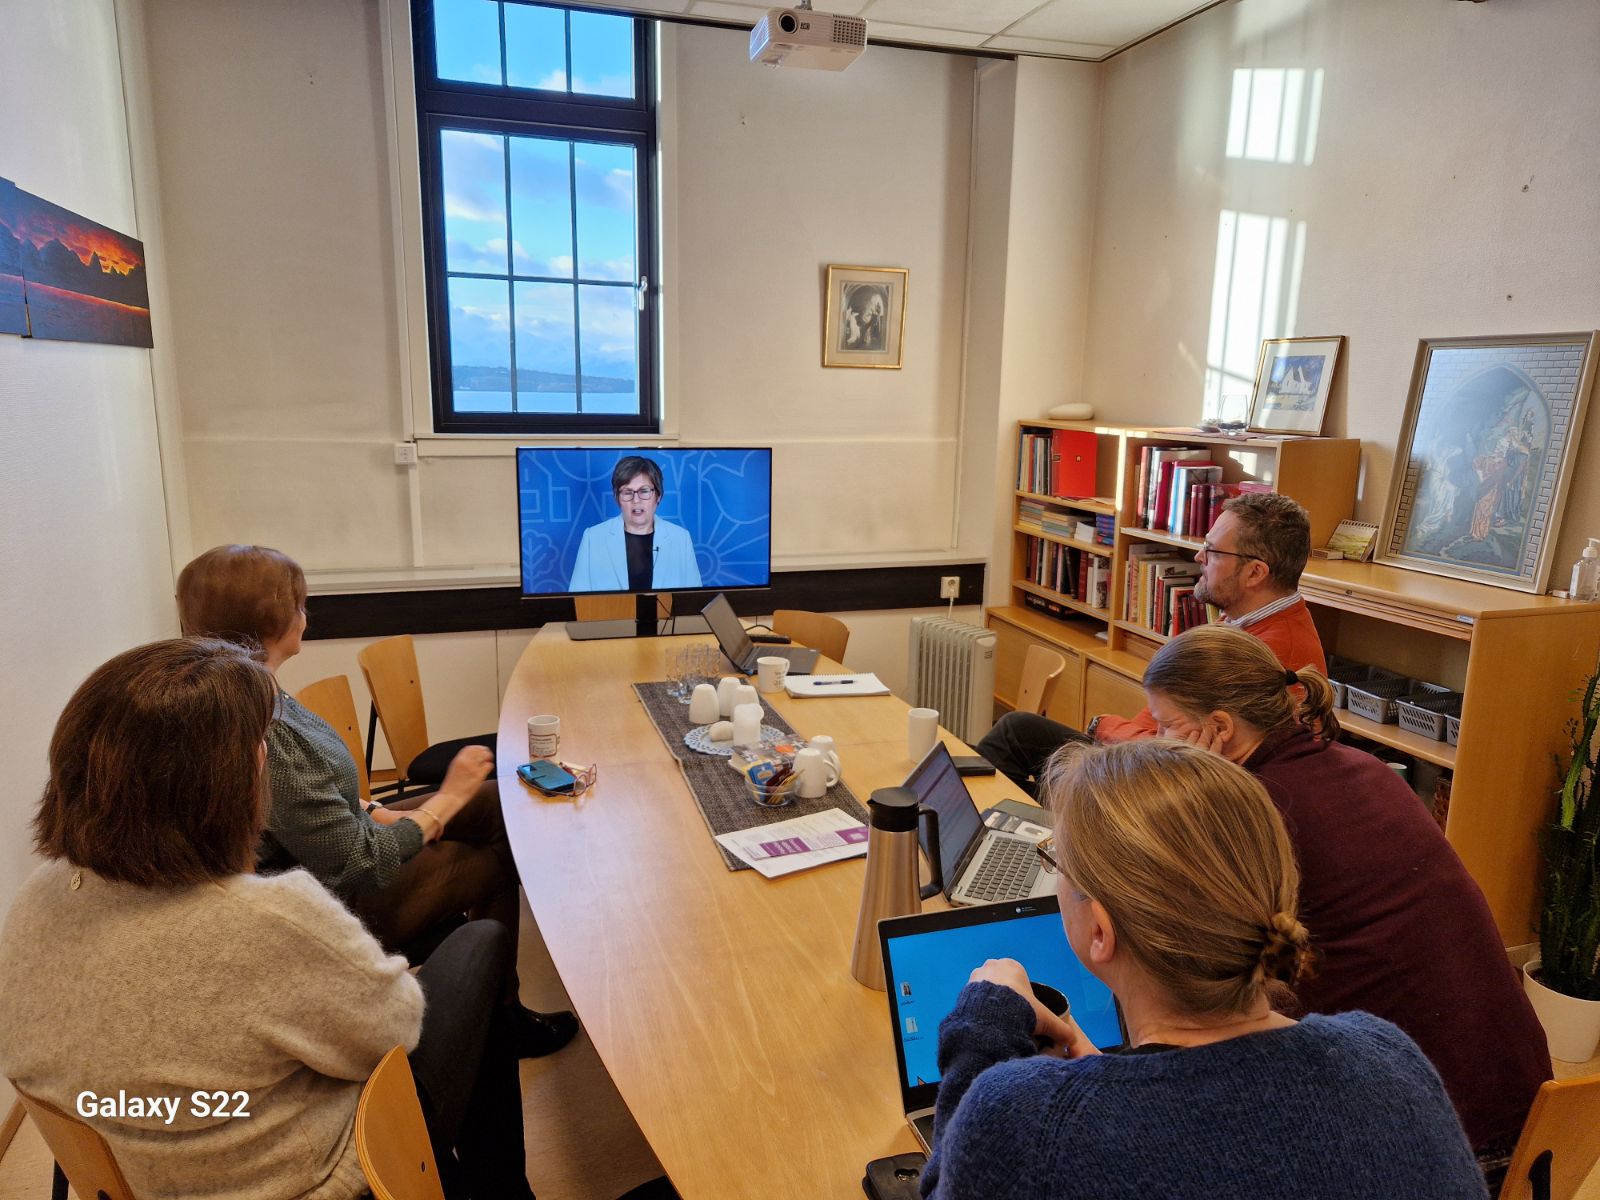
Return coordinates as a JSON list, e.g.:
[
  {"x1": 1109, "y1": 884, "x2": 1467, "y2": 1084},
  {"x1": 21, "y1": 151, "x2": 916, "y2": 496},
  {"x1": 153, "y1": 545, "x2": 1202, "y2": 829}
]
[
  {"x1": 756, "y1": 655, "x2": 790, "y2": 694},
  {"x1": 907, "y1": 708, "x2": 939, "y2": 763},
  {"x1": 716, "y1": 676, "x2": 743, "y2": 718},
  {"x1": 794, "y1": 746, "x2": 839, "y2": 799},
  {"x1": 732, "y1": 702, "x2": 763, "y2": 748},
  {"x1": 688, "y1": 682, "x2": 721, "y2": 725},
  {"x1": 733, "y1": 683, "x2": 760, "y2": 712},
  {"x1": 807, "y1": 734, "x2": 841, "y2": 777},
  {"x1": 528, "y1": 714, "x2": 561, "y2": 760}
]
